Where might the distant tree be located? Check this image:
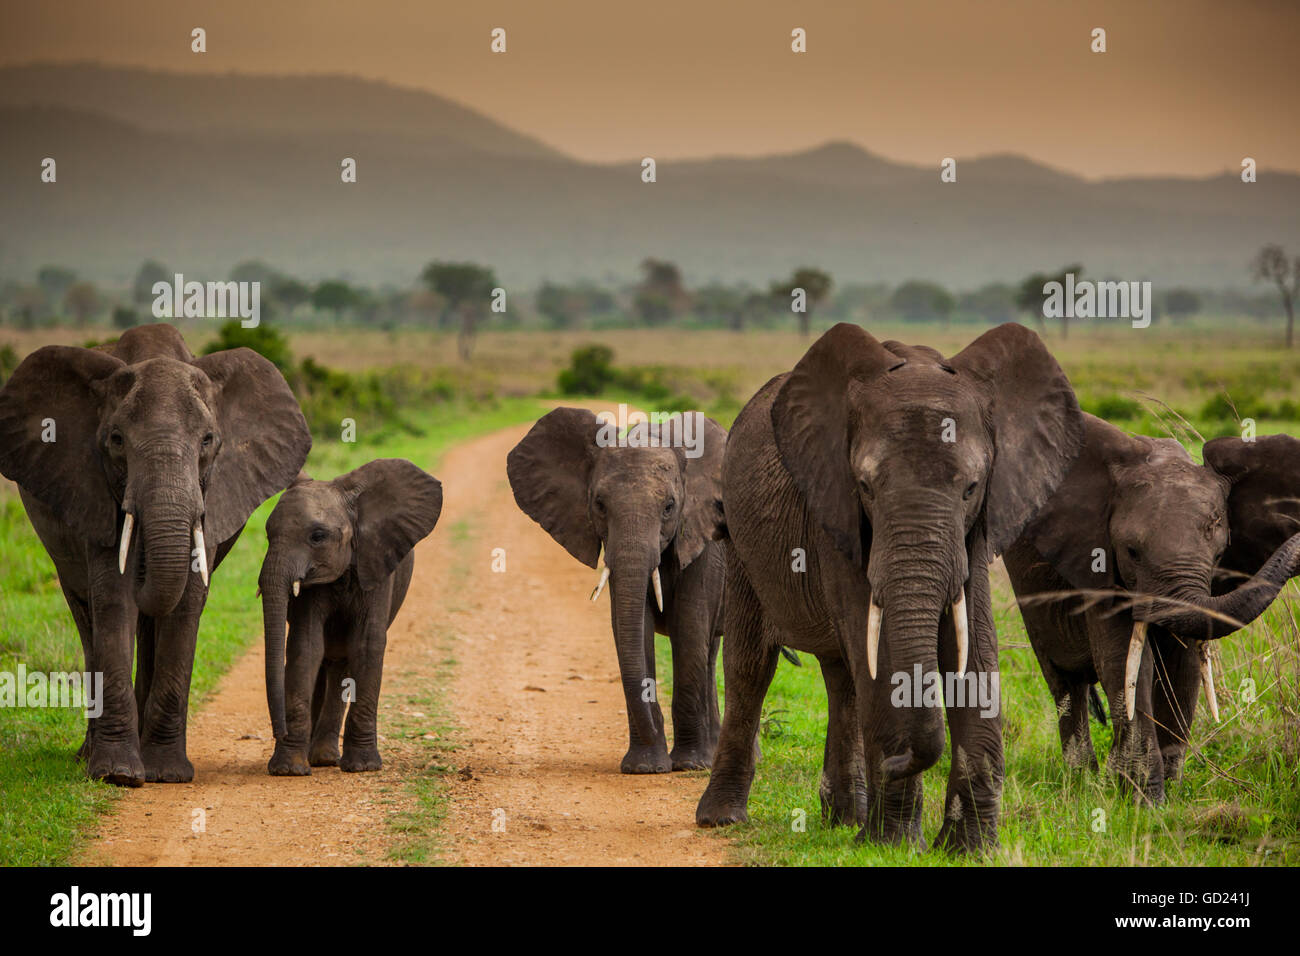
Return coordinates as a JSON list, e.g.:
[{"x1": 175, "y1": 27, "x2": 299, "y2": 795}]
[
  {"x1": 771, "y1": 267, "x2": 833, "y2": 336},
  {"x1": 1163, "y1": 288, "x2": 1202, "y2": 322},
  {"x1": 634, "y1": 258, "x2": 689, "y2": 326},
  {"x1": 959, "y1": 282, "x2": 1016, "y2": 323},
  {"x1": 311, "y1": 279, "x2": 360, "y2": 320},
  {"x1": 421, "y1": 261, "x2": 498, "y2": 359},
  {"x1": 64, "y1": 281, "x2": 102, "y2": 324},
  {"x1": 1251, "y1": 244, "x2": 1299, "y2": 348},
  {"x1": 536, "y1": 282, "x2": 586, "y2": 329},
  {"x1": 230, "y1": 260, "x2": 285, "y2": 288},
  {"x1": 693, "y1": 283, "x2": 746, "y2": 331},
  {"x1": 37, "y1": 266, "x2": 77, "y2": 308},
  {"x1": 890, "y1": 280, "x2": 955, "y2": 323},
  {"x1": 271, "y1": 277, "x2": 311, "y2": 315},
  {"x1": 1016, "y1": 264, "x2": 1082, "y2": 337},
  {"x1": 132, "y1": 260, "x2": 170, "y2": 307},
  {"x1": 111, "y1": 306, "x2": 139, "y2": 330}
]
